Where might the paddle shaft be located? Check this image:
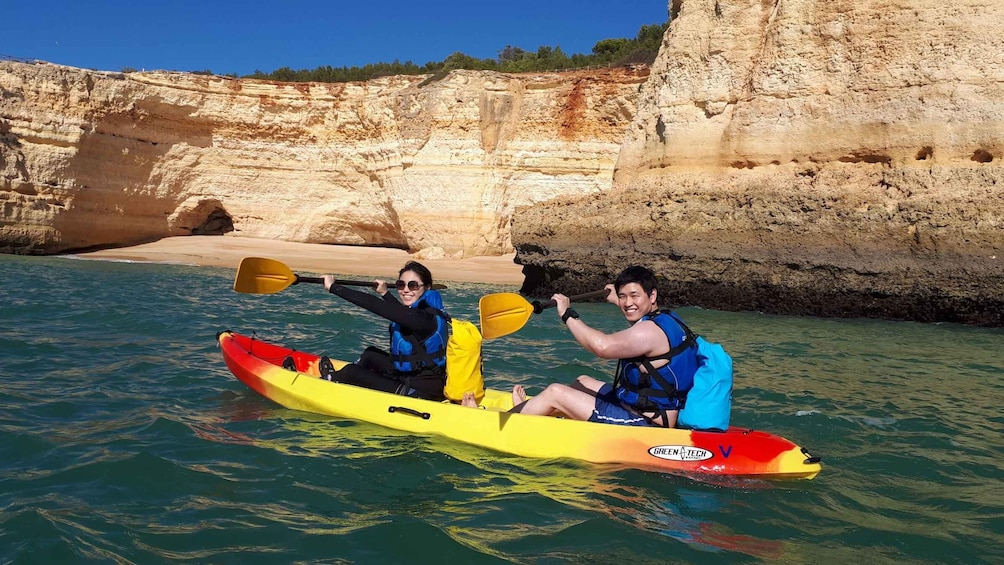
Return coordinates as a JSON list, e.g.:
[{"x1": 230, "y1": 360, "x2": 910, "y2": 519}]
[
  {"x1": 531, "y1": 289, "x2": 610, "y2": 314},
  {"x1": 294, "y1": 276, "x2": 447, "y2": 290},
  {"x1": 294, "y1": 276, "x2": 363, "y2": 287}
]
